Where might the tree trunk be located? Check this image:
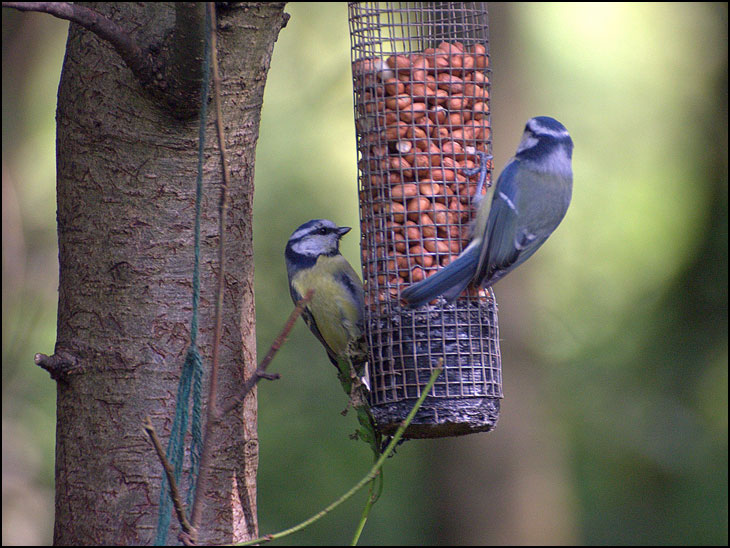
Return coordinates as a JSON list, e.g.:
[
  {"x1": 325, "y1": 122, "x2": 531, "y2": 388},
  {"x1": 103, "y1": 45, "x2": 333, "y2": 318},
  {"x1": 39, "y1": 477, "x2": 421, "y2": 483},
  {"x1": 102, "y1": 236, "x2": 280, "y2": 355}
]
[{"x1": 52, "y1": 3, "x2": 287, "y2": 544}]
